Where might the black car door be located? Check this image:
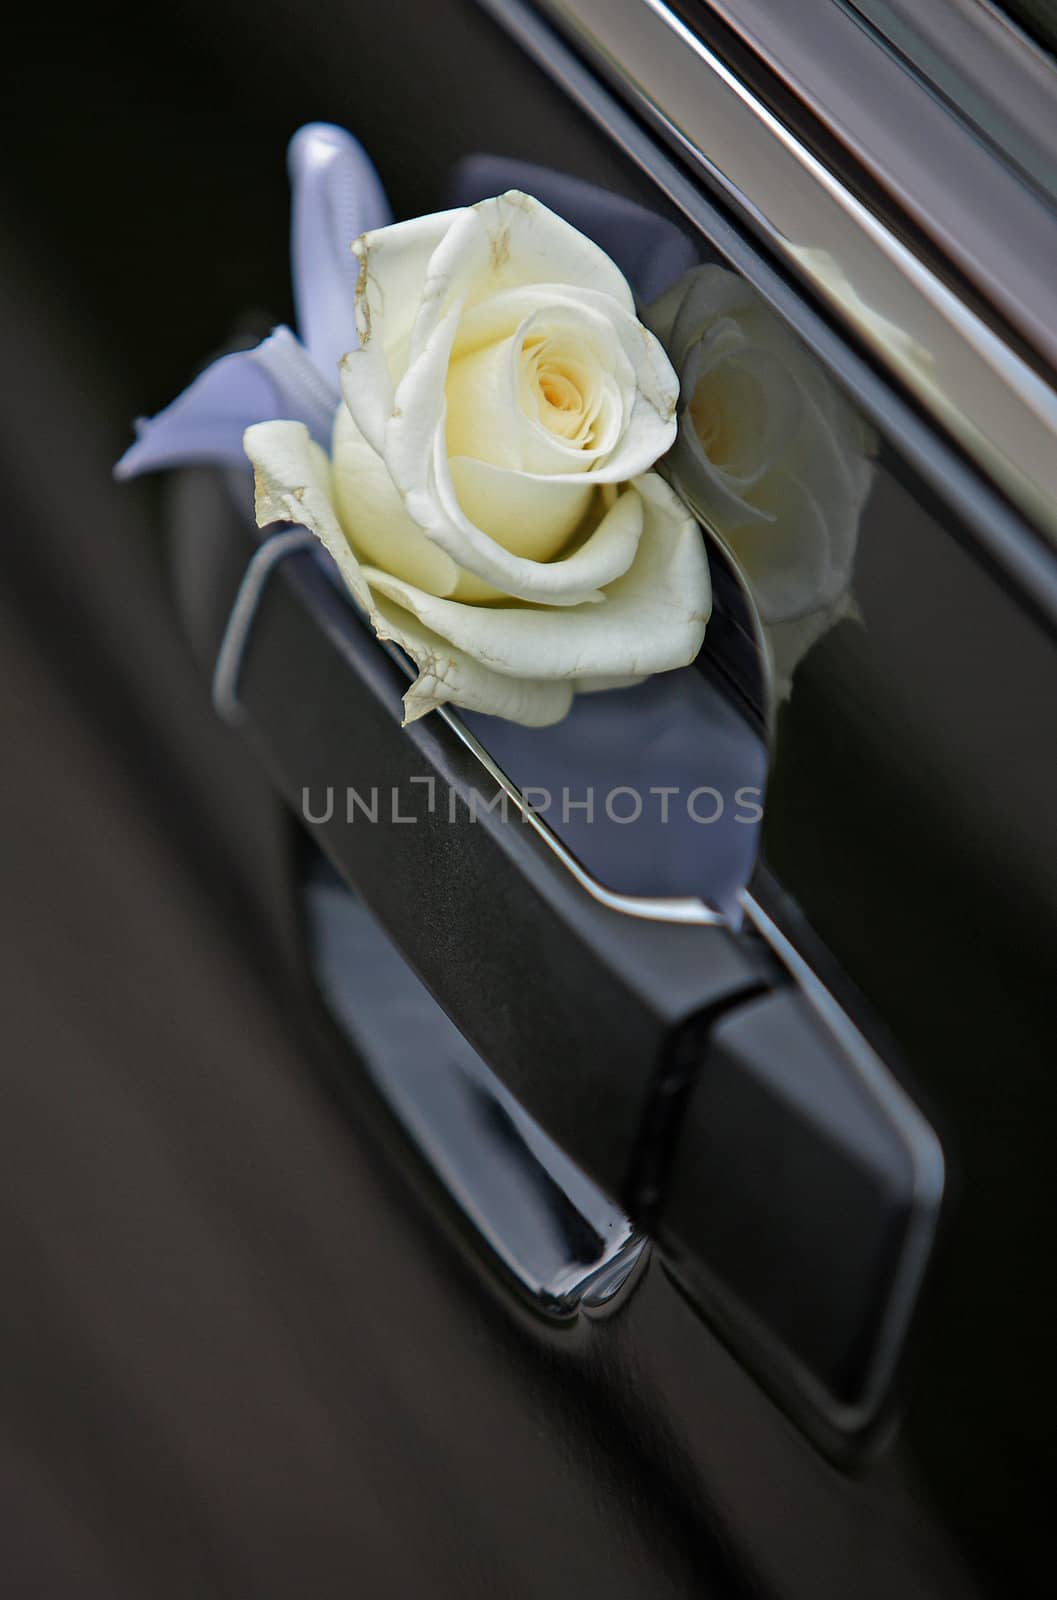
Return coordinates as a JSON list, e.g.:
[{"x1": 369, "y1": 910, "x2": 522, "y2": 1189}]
[{"x1": 2, "y1": 1, "x2": 1055, "y2": 1596}]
